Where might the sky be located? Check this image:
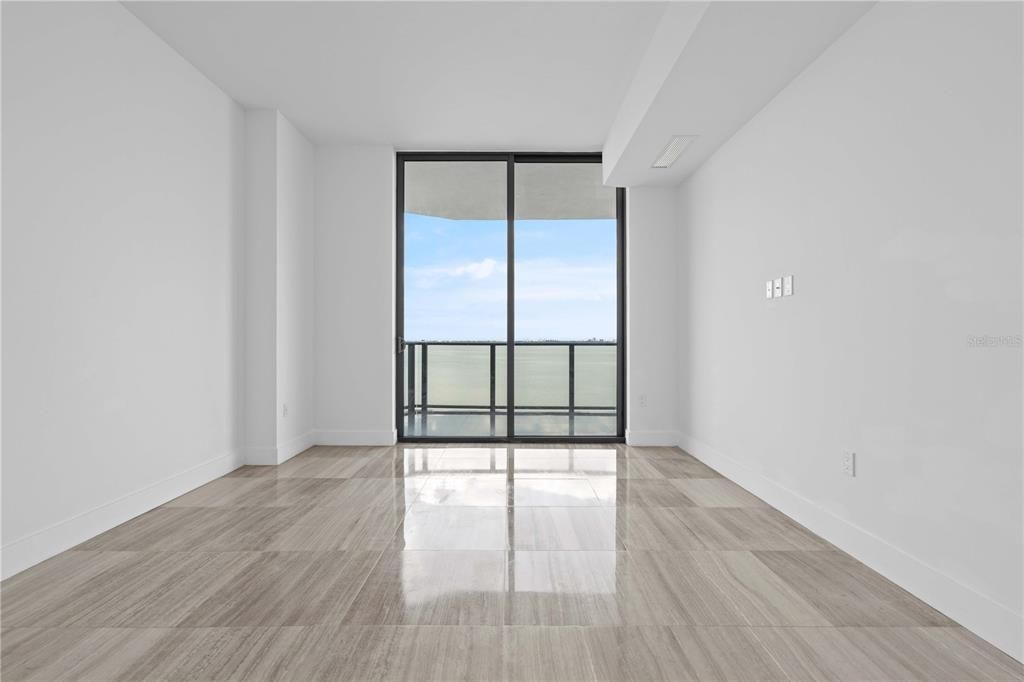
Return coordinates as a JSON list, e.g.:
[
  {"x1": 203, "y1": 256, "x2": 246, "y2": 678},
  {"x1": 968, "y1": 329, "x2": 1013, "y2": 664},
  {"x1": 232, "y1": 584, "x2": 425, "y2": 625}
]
[{"x1": 404, "y1": 213, "x2": 617, "y2": 342}]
